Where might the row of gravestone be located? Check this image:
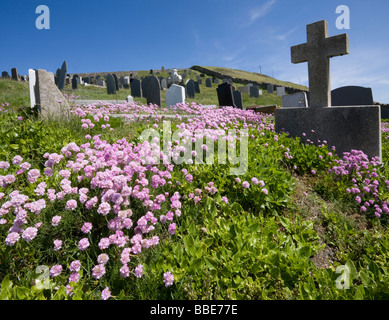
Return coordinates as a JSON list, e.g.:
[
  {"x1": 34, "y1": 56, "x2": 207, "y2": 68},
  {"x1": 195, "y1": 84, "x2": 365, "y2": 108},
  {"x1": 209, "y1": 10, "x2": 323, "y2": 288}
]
[{"x1": 1, "y1": 68, "x2": 27, "y2": 81}]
